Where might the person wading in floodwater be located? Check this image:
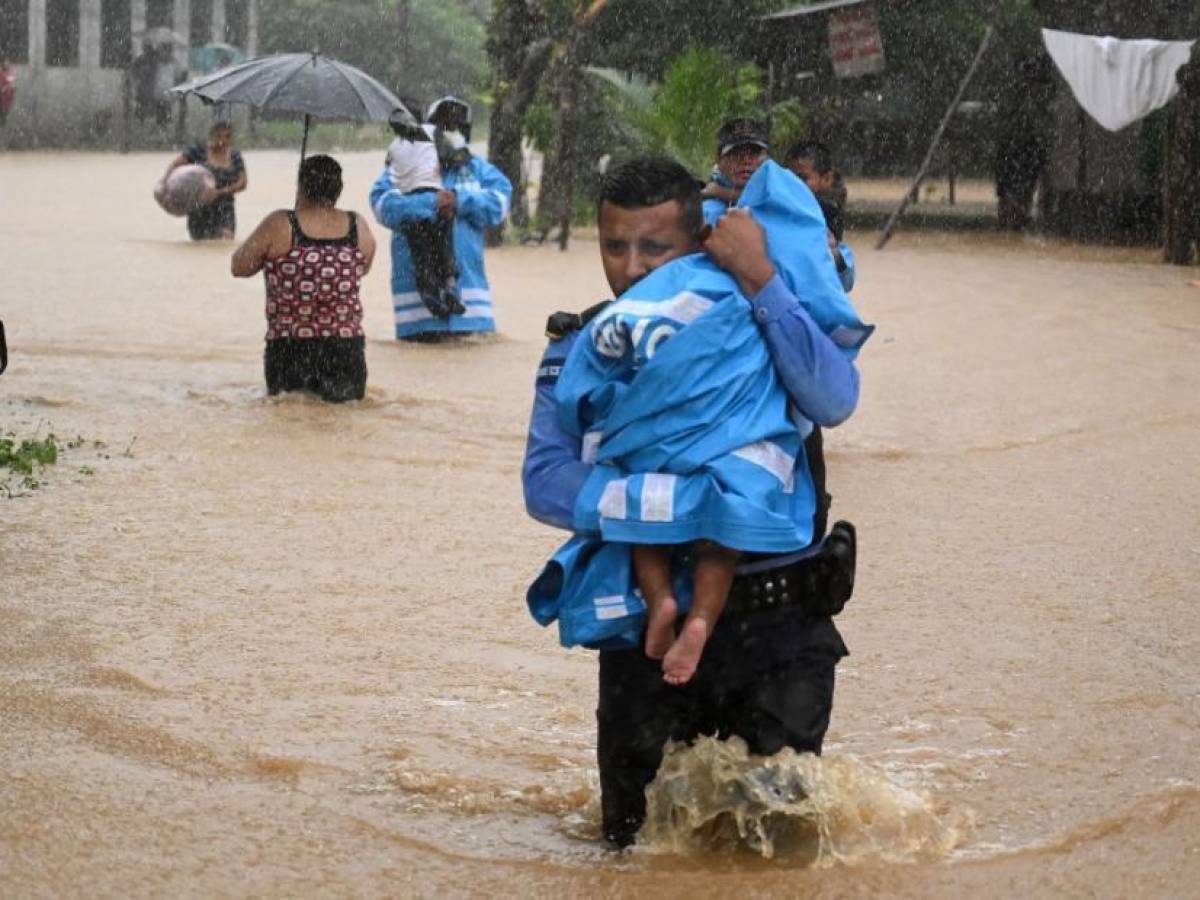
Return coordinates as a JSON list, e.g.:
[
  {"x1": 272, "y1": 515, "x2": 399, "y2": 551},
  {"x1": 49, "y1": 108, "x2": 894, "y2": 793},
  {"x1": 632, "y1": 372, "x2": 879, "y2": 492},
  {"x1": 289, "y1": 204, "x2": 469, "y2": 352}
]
[
  {"x1": 521, "y1": 157, "x2": 867, "y2": 847},
  {"x1": 369, "y1": 96, "x2": 512, "y2": 342},
  {"x1": 161, "y1": 121, "x2": 248, "y2": 240},
  {"x1": 230, "y1": 154, "x2": 376, "y2": 403}
]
